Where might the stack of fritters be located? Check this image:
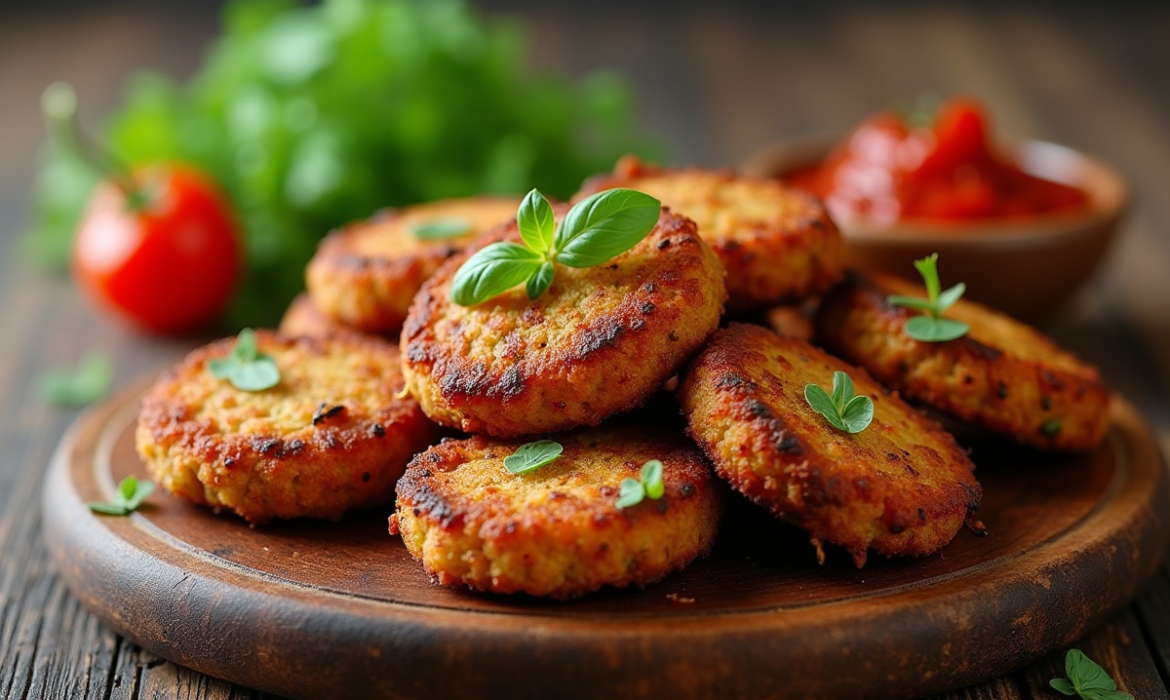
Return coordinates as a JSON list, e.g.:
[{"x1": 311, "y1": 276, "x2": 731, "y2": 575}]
[{"x1": 136, "y1": 155, "x2": 1112, "y2": 601}]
